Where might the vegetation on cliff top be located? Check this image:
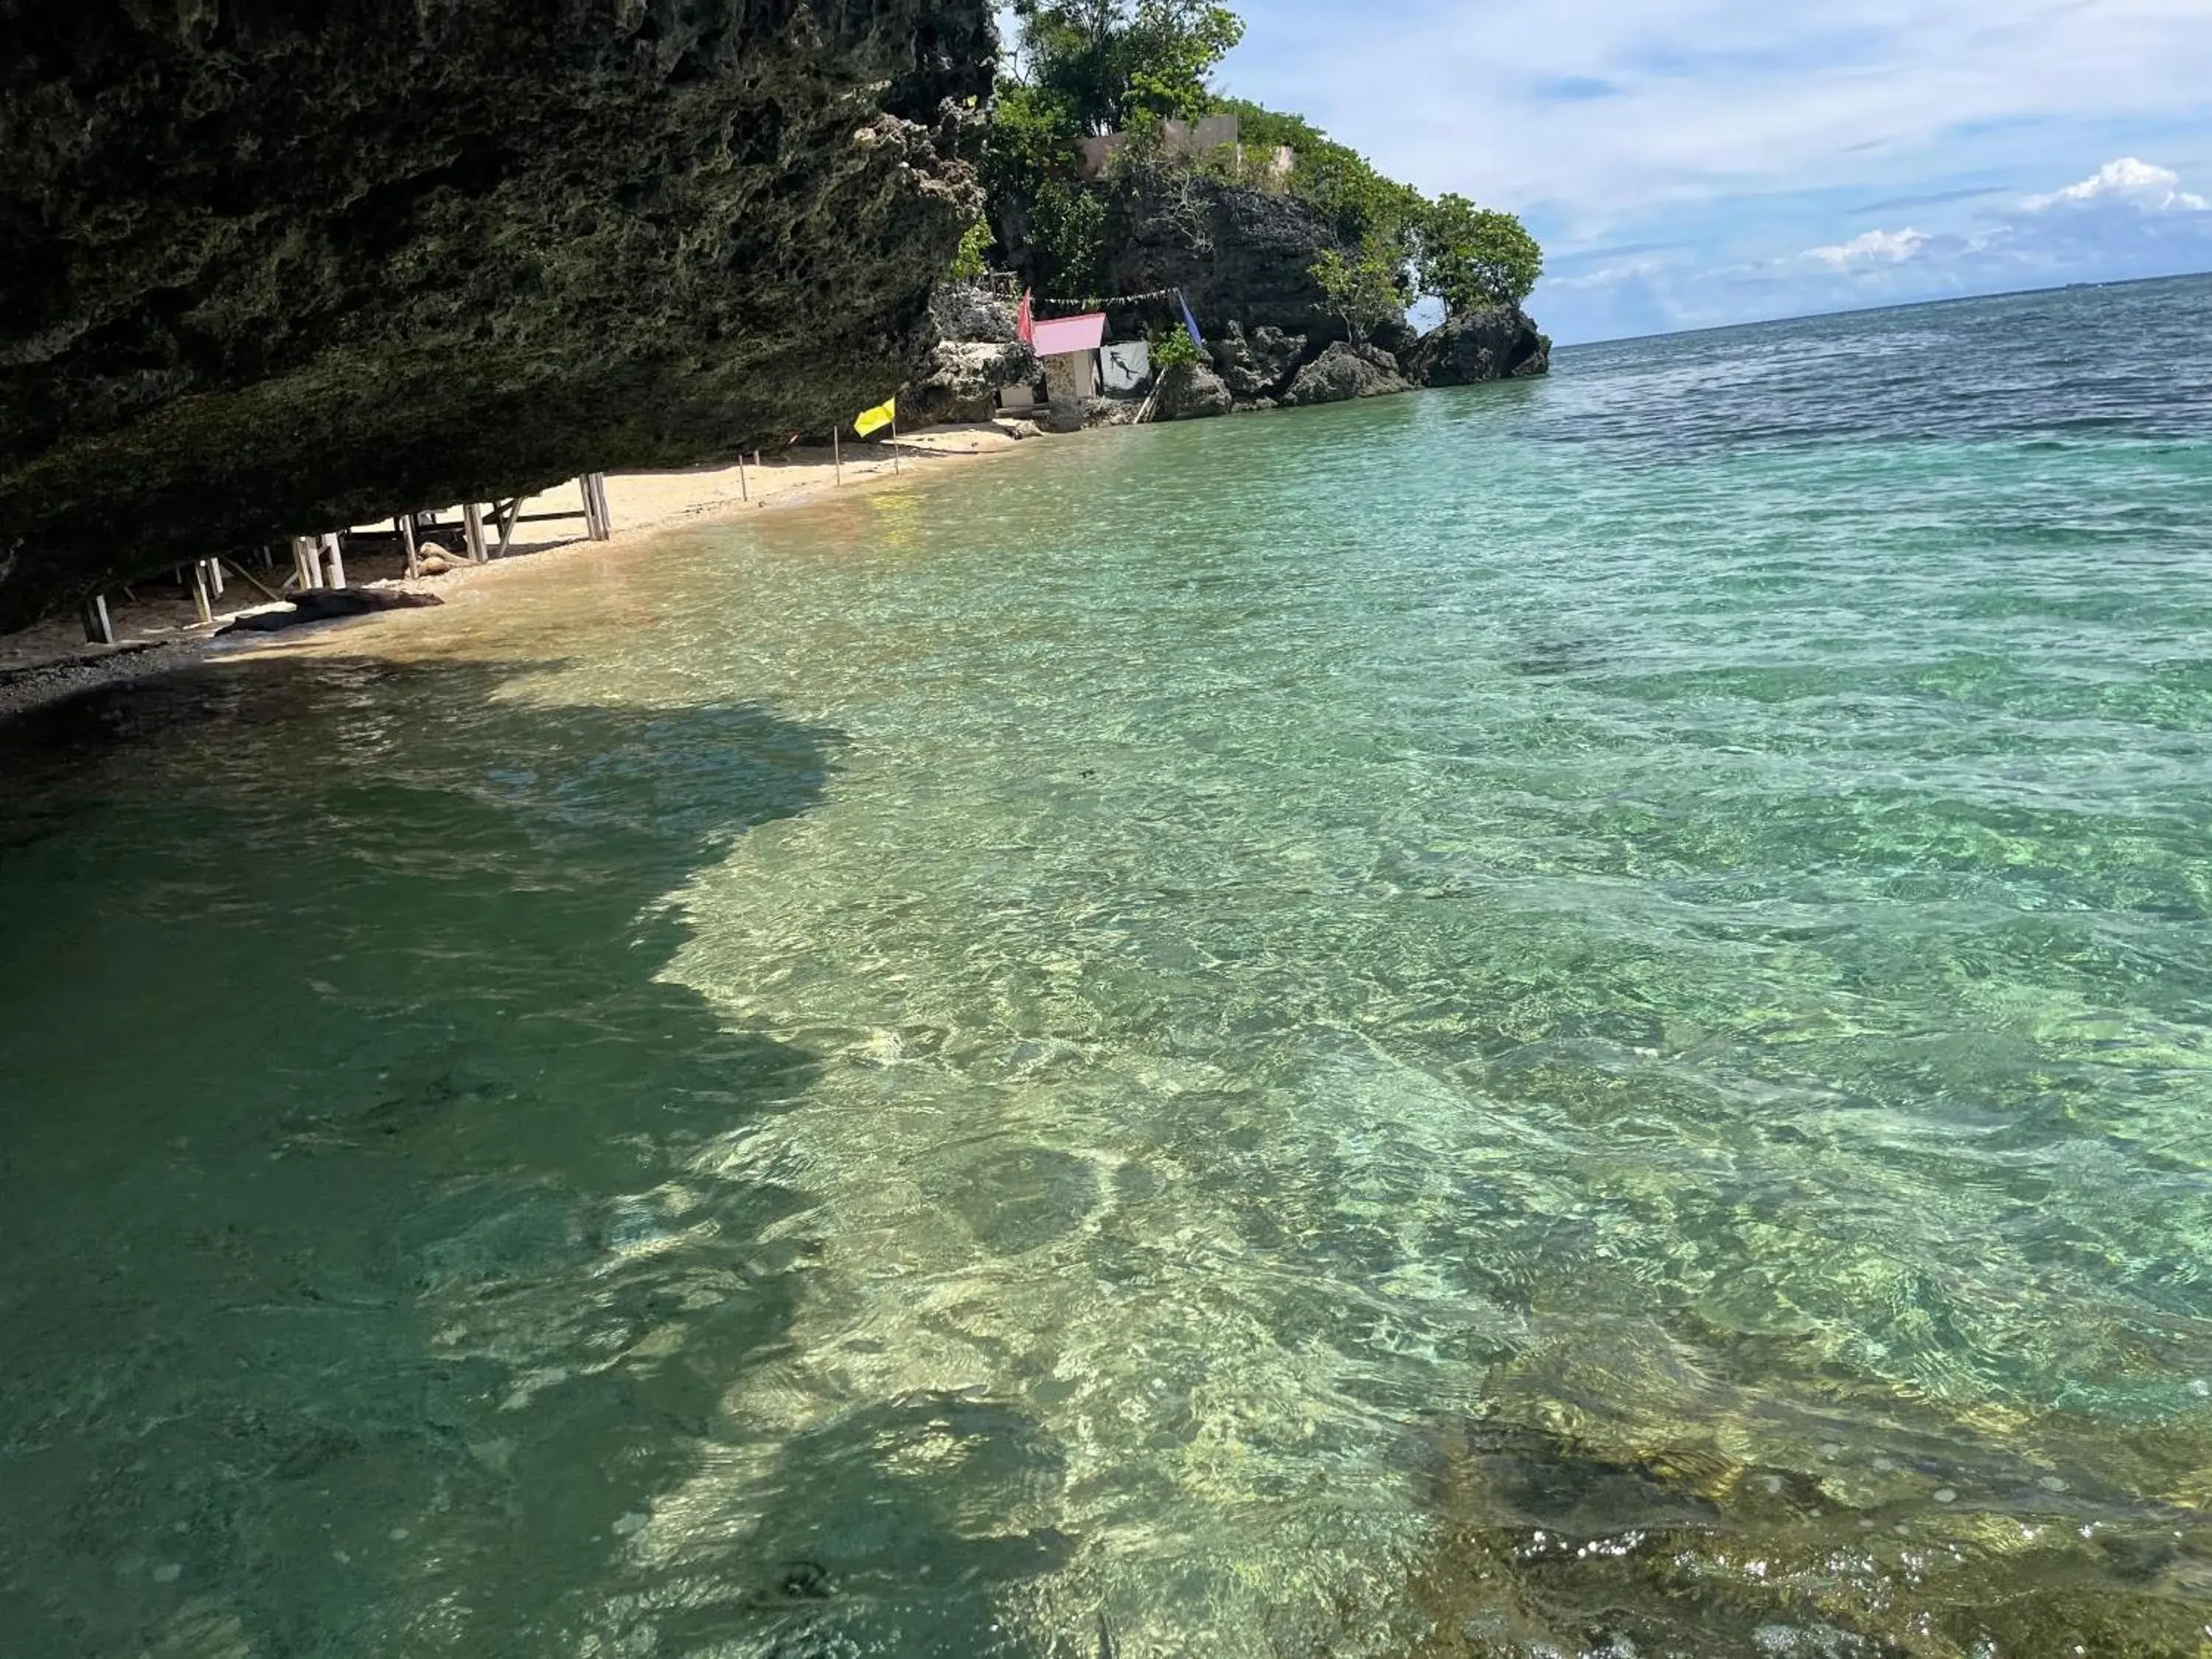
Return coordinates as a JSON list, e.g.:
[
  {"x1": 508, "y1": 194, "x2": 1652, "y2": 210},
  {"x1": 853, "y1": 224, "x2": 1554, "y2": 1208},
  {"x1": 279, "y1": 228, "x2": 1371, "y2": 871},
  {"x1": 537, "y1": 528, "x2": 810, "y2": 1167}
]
[{"x1": 979, "y1": 1, "x2": 1541, "y2": 319}]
